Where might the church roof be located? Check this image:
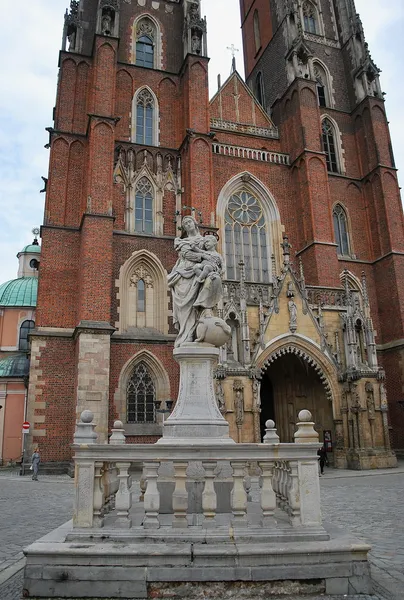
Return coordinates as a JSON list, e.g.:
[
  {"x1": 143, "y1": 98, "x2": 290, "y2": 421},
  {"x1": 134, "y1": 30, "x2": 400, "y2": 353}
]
[
  {"x1": 0, "y1": 277, "x2": 38, "y2": 307},
  {"x1": 18, "y1": 244, "x2": 41, "y2": 255},
  {"x1": 0, "y1": 354, "x2": 30, "y2": 378}
]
